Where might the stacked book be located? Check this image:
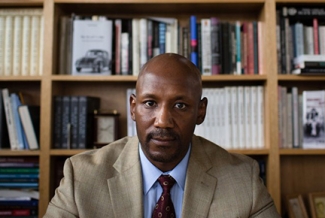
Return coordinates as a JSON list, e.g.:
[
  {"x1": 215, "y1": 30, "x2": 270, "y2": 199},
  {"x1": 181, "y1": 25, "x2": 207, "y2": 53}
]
[
  {"x1": 0, "y1": 157, "x2": 39, "y2": 217},
  {"x1": 292, "y1": 54, "x2": 325, "y2": 74}
]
